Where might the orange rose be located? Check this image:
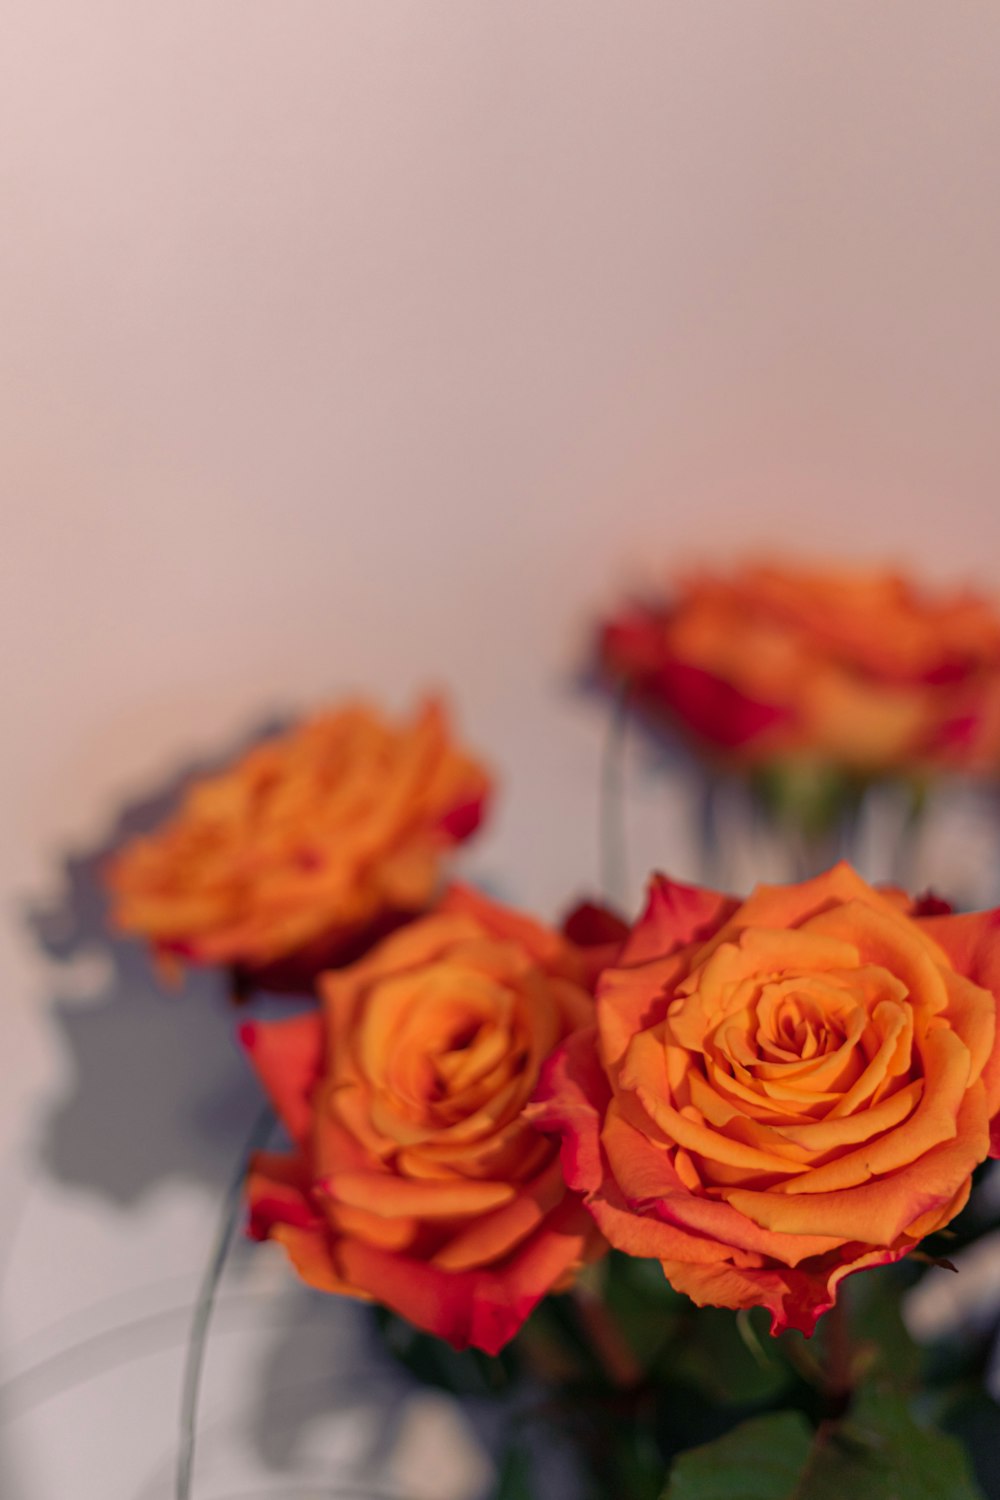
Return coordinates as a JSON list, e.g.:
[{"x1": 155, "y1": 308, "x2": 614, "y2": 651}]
[
  {"x1": 107, "y1": 697, "x2": 490, "y2": 990},
  {"x1": 242, "y1": 886, "x2": 607, "y2": 1354},
  {"x1": 531, "y1": 864, "x2": 1000, "y2": 1334},
  {"x1": 600, "y1": 561, "x2": 1000, "y2": 773}
]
